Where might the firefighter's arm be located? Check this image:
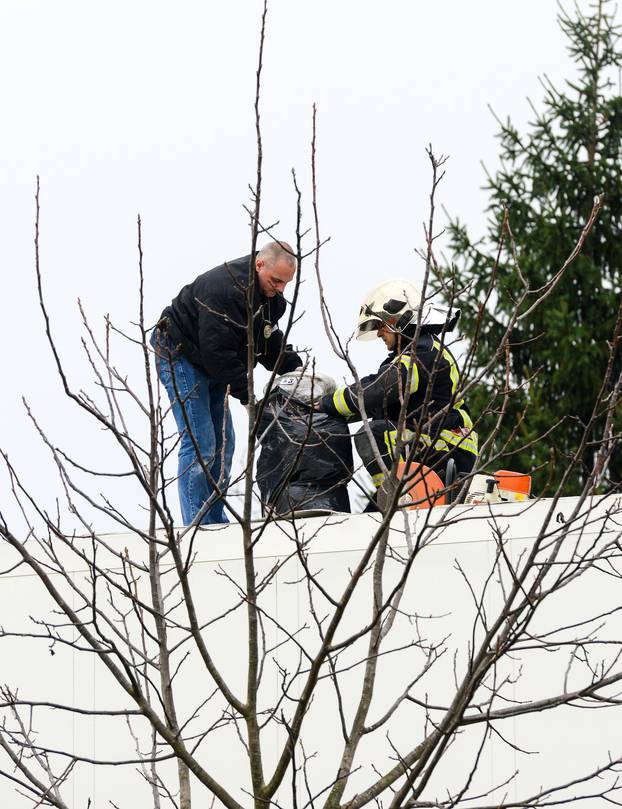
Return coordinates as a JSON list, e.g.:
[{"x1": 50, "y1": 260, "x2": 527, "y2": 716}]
[
  {"x1": 316, "y1": 382, "x2": 361, "y2": 420},
  {"x1": 358, "y1": 364, "x2": 405, "y2": 411},
  {"x1": 316, "y1": 365, "x2": 403, "y2": 419}
]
